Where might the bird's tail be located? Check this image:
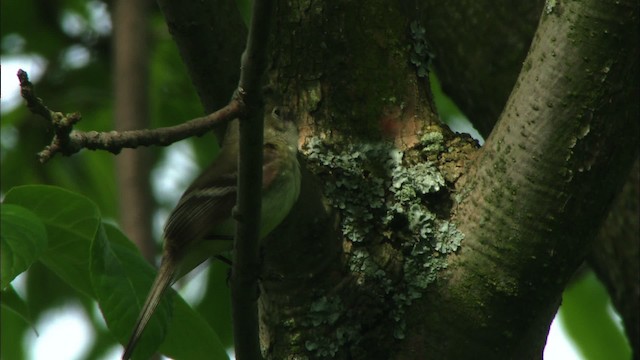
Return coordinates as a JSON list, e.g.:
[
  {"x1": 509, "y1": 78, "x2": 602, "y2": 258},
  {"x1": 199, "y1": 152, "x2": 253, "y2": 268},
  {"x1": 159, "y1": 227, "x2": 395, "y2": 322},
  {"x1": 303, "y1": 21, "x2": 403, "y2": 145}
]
[{"x1": 122, "y1": 257, "x2": 176, "y2": 360}]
